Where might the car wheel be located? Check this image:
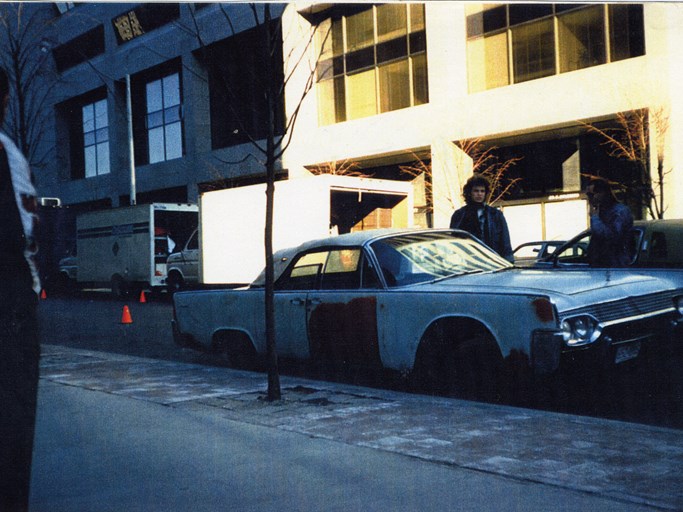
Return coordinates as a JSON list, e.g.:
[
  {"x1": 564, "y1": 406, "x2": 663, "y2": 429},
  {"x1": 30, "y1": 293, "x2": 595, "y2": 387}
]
[
  {"x1": 447, "y1": 335, "x2": 505, "y2": 402},
  {"x1": 213, "y1": 332, "x2": 257, "y2": 371},
  {"x1": 167, "y1": 271, "x2": 184, "y2": 295},
  {"x1": 411, "y1": 331, "x2": 504, "y2": 402}
]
